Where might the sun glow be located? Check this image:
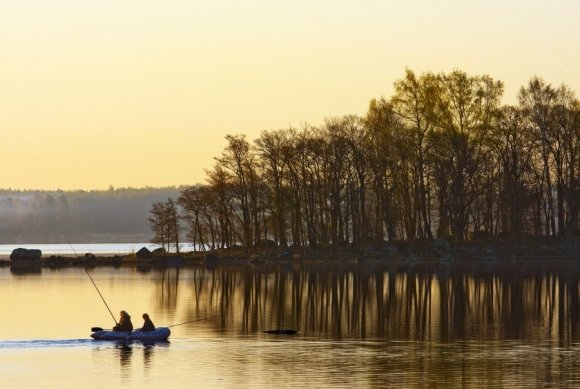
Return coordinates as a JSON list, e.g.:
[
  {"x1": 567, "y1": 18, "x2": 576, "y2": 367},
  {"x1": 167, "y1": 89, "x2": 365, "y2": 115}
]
[{"x1": 1, "y1": 0, "x2": 579, "y2": 190}]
